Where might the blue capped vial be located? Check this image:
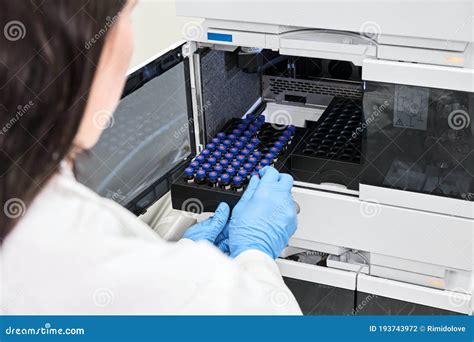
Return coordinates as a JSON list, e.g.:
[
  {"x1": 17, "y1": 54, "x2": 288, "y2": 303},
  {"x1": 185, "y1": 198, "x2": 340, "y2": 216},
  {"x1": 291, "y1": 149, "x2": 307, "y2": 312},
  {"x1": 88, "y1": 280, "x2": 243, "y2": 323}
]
[
  {"x1": 250, "y1": 171, "x2": 259, "y2": 178},
  {"x1": 224, "y1": 152, "x2": 234, "y2": 161},
  {"x1": 219, "y1": 173, "x2": 231, "y2": 190},
  {"x1": 202, "y1": 162, "x2": 212, "y2": 172},
  {"x1": 229, "y1": 147, "x2": 239, "y2": 156},
  {"x1": 252, "y1": 151, "x2": 262, "y2": 159},
  {"x1": 238, "y1": 169, "x2": 248, "y2": 180},
  {"x1": 217, "y1": 145, "x2": 227, "y2": 153},
  {"x1": 214, "y1": 164, "x2": 223, "y2": 174},
  {"x1": 190, "y1": 161, "x2": 200, "y2": 169},
  {"x1": 231, "y1": 160, "x2": 241, "y2": 169},
  {"x1": 238, "y1": 136, "x2": 248, "y2": 143},
  {"x1": 207, "y1": 157, "x2": 217, "y2": 166},
  {"x1": 201, "y1": 149, "x2": 211, "y2": 158},
  {"x1": 264, "y1": 153, "x2": 274, "y2": 163},
  {"x1": 212, "y1": 151, "x2": 222, "y2": 159},
  {"x1": 255, "y1": 165, "x2": 263, "y2": 172},
  {"x1": 248, "y1": 156, "x2": 258, "y2": 165},
  {"x1": 195, "y1": 169, "x2": 207, "y2": 185},
  {"x1": 260, "y1": 159, "x2": 270, "y2": 167},
  {"x1": 278, "y1": 135, "x2": 288, "y2": 143},
  {"x1": 232, "y1": 128, "x2": 241, "y2": 136},
  {"x1": 287, "y1": 125, "x2": 296, "y2": 134},
  {"x1": 236, "y1": 123, "x2": 245, "y2": 130},
  {"x1": 273, "y1": 141, "x2": 283, "y2": 151},
  {"x1": 223, "y1": 139, "x2": 232, "y2": 148},
  {"x1": 248, "y1": 124, "x2": 257, "y2": 133},
  {"x1": 243, "y1": 130, "x2": 252, "y2": 138},
  {"x1": 236, "y1": 155, "x2": 246, "y2": 164},
  {"x1": 206, "y1": 143, "x2": 216, "y2": 151},
  {"x1": 270, "y1": 146, "x2": 279, "y2": 156},
  {"x1": 234, "y1": 141, "x2": 243, "y2": 149},
  {"x1": 184, "y1": 167, "x2": 194, "y2": 183},
  {"x1": 245, "y1": 143, "x2": 254, "y2": 151},
  {"x1": 211, "y1": 137, "x2": 220, "y2": 145},
  {"x1": 232, "y1": 175, "x2": 244, "y2": 192},
  {"x1": 256, "y1": 114, "x2": 265, "y2": 123},
  {"x1": 243, "y1": 162, "x2": 253, "y2": 173},
  {"x1": 219, "y1": 159, "x2": 229, "y2": 168},
  {"x1": 250, "y1": 137, "x2": 260, "y2": 147},
  {"x1": 241, "y1": 148, "x2": 251, "y2": 157},
  {"x1": 196, "y1": 155, "x2": 206, "y2": 164},
  {"x1": 217, "y1": 132, "x2": 226, "y2": 140},
  {"x1": 228, "y1": 134, "x2": 237, "y2": 142},
  {"x1": 226, "y1": 166, "x2": 236, "y2": 175},
  {"x1": 208, "y1": 171, "x2": 219, "y2": 187}
]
